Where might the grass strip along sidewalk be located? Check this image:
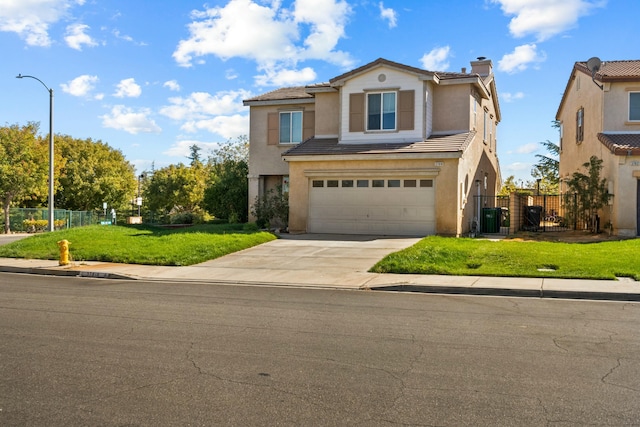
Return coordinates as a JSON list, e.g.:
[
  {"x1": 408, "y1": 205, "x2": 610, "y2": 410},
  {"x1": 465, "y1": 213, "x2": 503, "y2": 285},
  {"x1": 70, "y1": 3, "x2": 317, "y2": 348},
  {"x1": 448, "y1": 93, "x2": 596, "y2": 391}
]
[
  {"x1": 370, "y1": 236, "x2": 640, "y2": 281},
  {"x1": 0, "y1": 224, "x2": 276, "y2": 266}
]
